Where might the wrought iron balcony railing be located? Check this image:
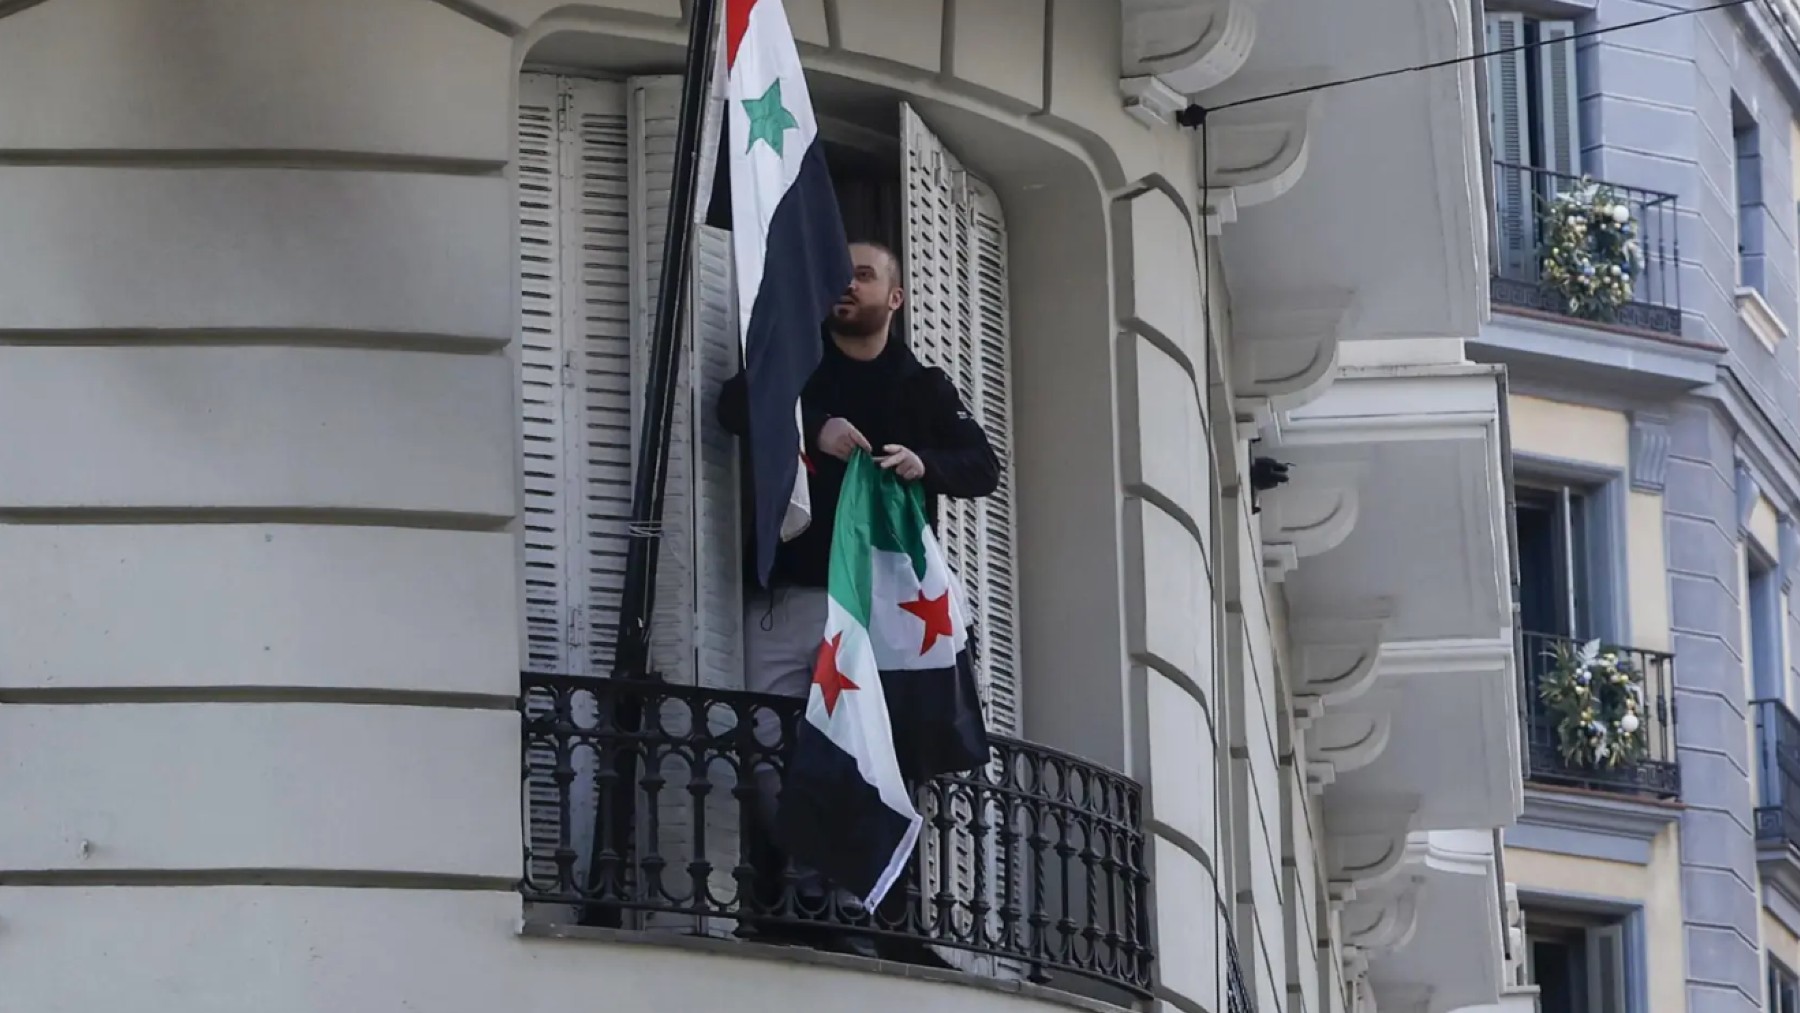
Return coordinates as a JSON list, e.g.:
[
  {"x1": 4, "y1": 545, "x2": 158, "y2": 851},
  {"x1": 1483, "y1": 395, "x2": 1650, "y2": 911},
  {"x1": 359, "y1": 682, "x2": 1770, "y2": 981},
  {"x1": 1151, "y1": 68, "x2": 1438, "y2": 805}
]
[
  {"x1": 1518, "y1": 631, "x2": 1680, "y2": 800},
  {"x1": 1755, "y1": 699, "x2": 1800, "y2": 852},
  {"x1": 1490, "y1": 161, "x2": 1683, "y2": 336},
  {"x1": 520, "y1": 673, "x2": 1154, "y2": 997}
]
